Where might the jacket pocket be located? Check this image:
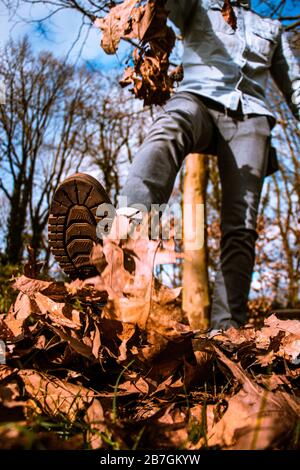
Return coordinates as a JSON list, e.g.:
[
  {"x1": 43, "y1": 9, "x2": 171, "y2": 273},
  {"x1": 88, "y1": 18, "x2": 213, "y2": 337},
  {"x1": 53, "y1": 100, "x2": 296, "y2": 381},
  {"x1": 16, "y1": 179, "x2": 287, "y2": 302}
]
[
  {"x1": 210, "y1": 12, "x2": 235, "y2": 34},
  {"x1": 250, "y1": 25, "x2": 277, "y2": 62},
  {"x1": 193, "y1": 1, "x2": 235, "y2": 35}
]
